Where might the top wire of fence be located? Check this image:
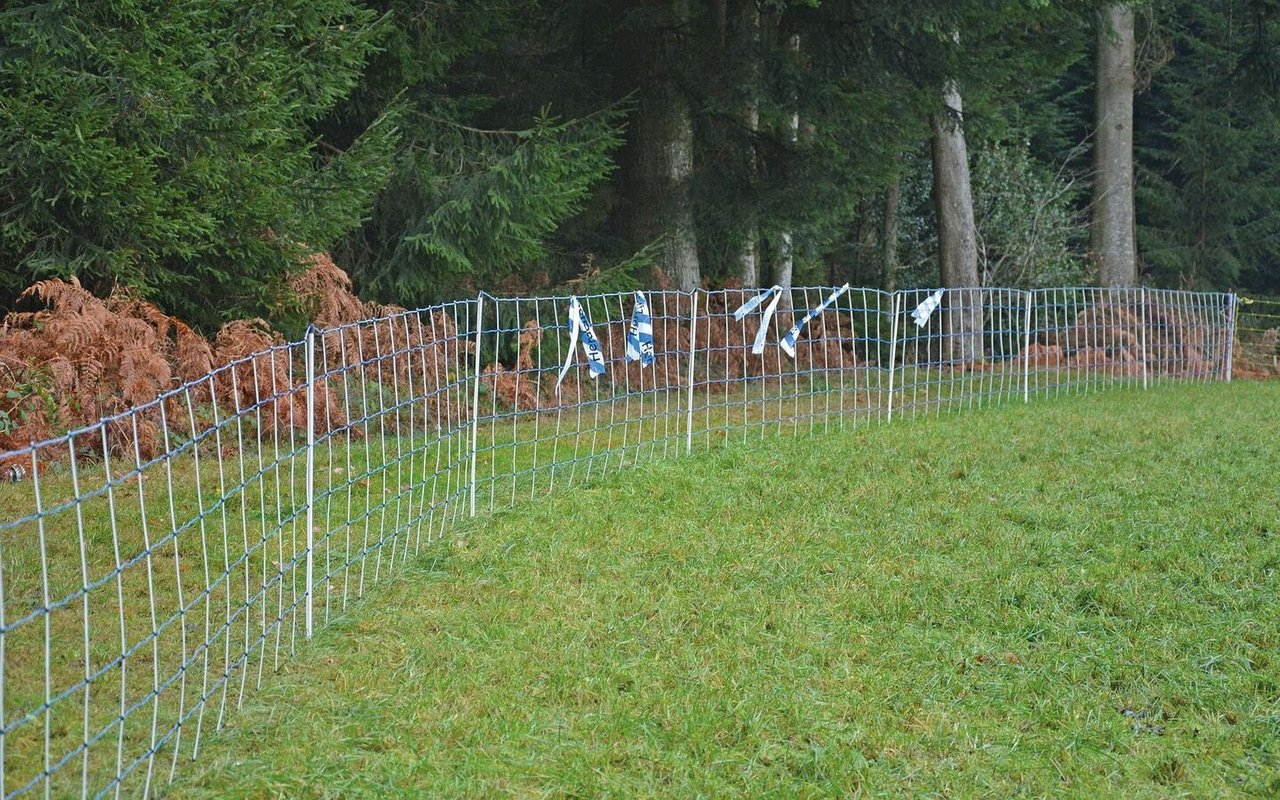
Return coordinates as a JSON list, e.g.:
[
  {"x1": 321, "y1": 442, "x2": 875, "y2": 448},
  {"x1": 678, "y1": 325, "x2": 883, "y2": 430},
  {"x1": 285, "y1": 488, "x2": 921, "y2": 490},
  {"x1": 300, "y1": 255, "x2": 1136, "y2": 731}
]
[{"x1": 0, "y1": 285, "x2": 1250, "y2": 798}]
